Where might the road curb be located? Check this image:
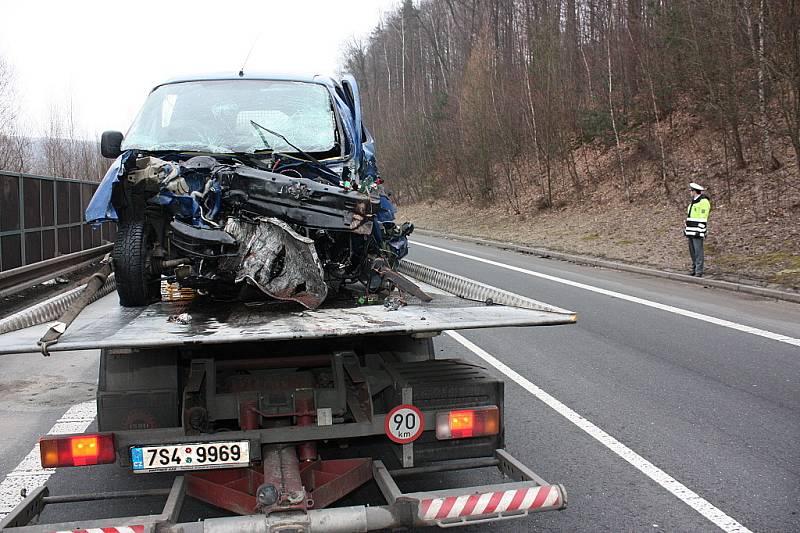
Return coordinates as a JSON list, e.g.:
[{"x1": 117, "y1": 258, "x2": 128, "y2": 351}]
[{"x1": 414, "y1": 229, "x2": 800, "y2": 305}]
